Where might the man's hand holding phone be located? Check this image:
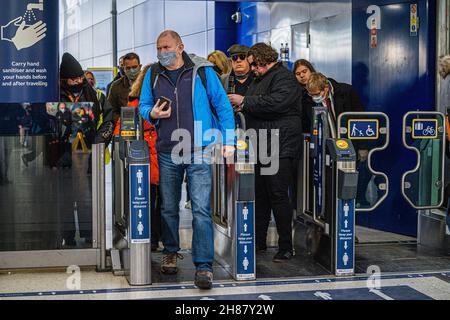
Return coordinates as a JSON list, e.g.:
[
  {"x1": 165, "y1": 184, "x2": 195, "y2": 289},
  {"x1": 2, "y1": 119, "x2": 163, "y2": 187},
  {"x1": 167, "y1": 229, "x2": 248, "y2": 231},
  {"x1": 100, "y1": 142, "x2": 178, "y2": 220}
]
[{"x1": 150, "y1": 97, "x2": 172, "y2": 119}]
